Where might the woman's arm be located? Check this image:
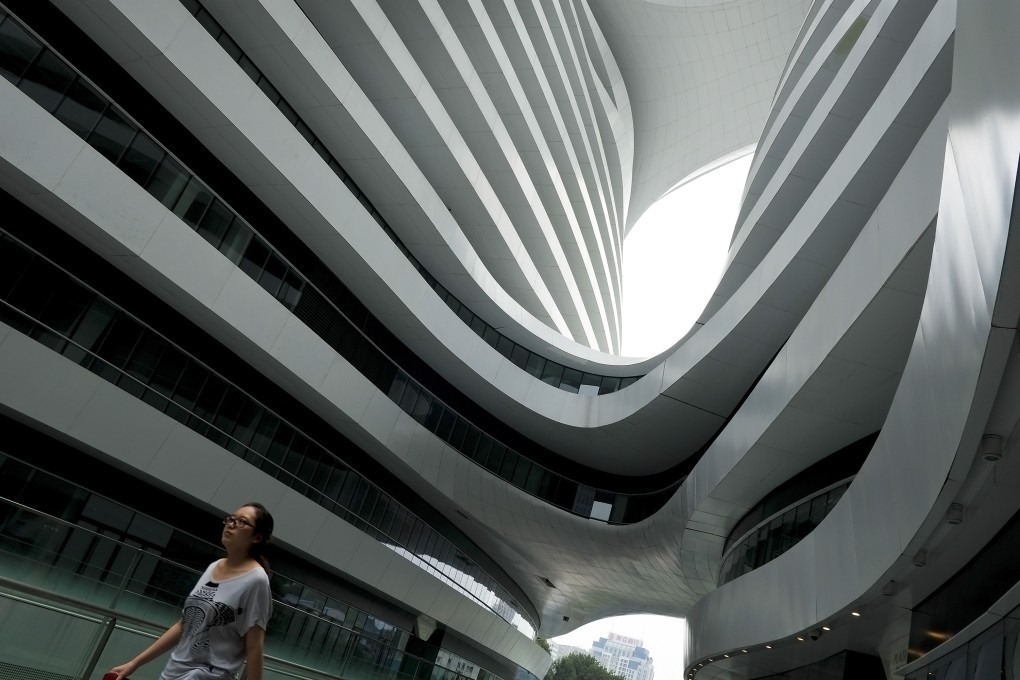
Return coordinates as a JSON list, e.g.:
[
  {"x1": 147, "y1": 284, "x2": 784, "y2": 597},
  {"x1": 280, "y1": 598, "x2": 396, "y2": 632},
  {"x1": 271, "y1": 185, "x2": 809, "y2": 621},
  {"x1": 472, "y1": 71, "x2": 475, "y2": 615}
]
[
  {"x1": 244, "y1": 626, "x2": 267, "y2": 680},
  {"x1": 108, "y1": 620, "x2": 183, "y2": 679}
]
